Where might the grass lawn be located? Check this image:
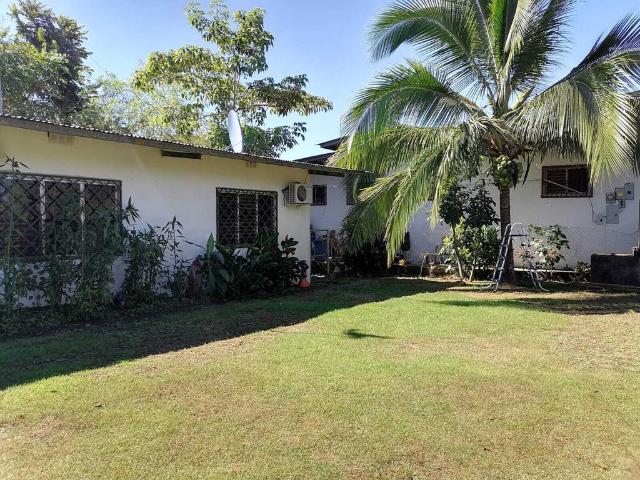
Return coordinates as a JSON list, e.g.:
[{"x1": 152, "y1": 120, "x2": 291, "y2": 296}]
[{"x1": 1, "y1": 278, "x2": 639, "y2": 479}]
